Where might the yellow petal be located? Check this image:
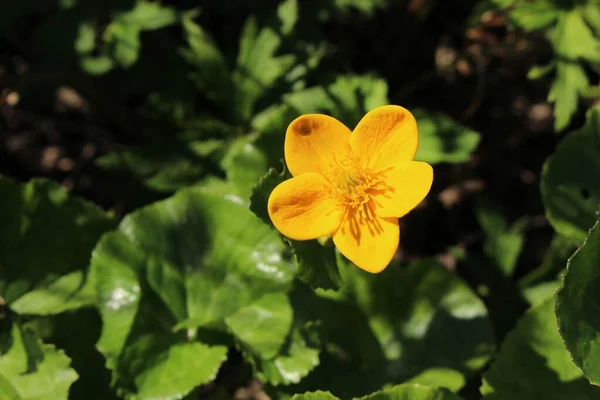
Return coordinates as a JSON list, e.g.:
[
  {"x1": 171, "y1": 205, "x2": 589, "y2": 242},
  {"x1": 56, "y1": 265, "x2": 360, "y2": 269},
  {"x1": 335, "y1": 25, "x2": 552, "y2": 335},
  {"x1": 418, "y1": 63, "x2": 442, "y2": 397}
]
[
  {"x1": 268, "y1": 173, "x2": 343, "y2": 240},
  {"x1": 373, "y1": 161, "x2": 433, "y2": 218},
  {"x1": 350, "y1": 105, "x2": 418, "y2": 170},
  {"x1": 333, "y1": 210, "x2": 399, "y2": 273},
  {"x1": 285, "y1": 114, "x2": 352, "y2": 177}
]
